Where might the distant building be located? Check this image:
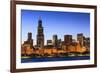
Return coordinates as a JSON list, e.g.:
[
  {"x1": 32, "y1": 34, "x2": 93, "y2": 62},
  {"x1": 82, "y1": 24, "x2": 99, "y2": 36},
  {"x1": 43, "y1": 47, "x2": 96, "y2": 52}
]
[
  {"x1": 21, "y1": 44, "x2": 33, "y2": 56},
  {"x1": 22, "y1": 32, "x2": 34, "y2": 56},
  {"x1": 27, "y1": 32, "x2": 33, "y2": 48},
  {"x1": 47, "y1": 40, "x2": 52, "y2": 46},
  {"x1": 77, "y1": 33, "x2": 84, "y2": 47},
  {"x1": 58, "y1": 39, "x2": 62, "y2": 48},
  {"x1": 85, "y1": 37, "x2": 90, "y2": 46},
  {"x1": 37, "y1": 17, "x2": 44, "y2": 49},
  {"x1": 23, "y1": 32, "x2": 33, "y2": 48},
  {"x1": 64, "y1": 35, "x2": 72, "y2": 45},
  {"x1": 52, "y1": 35, "x2": 58, "y2": 47},
  {"x1": 83, "y1": 37, "x2": 90, "y2": 50}
]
